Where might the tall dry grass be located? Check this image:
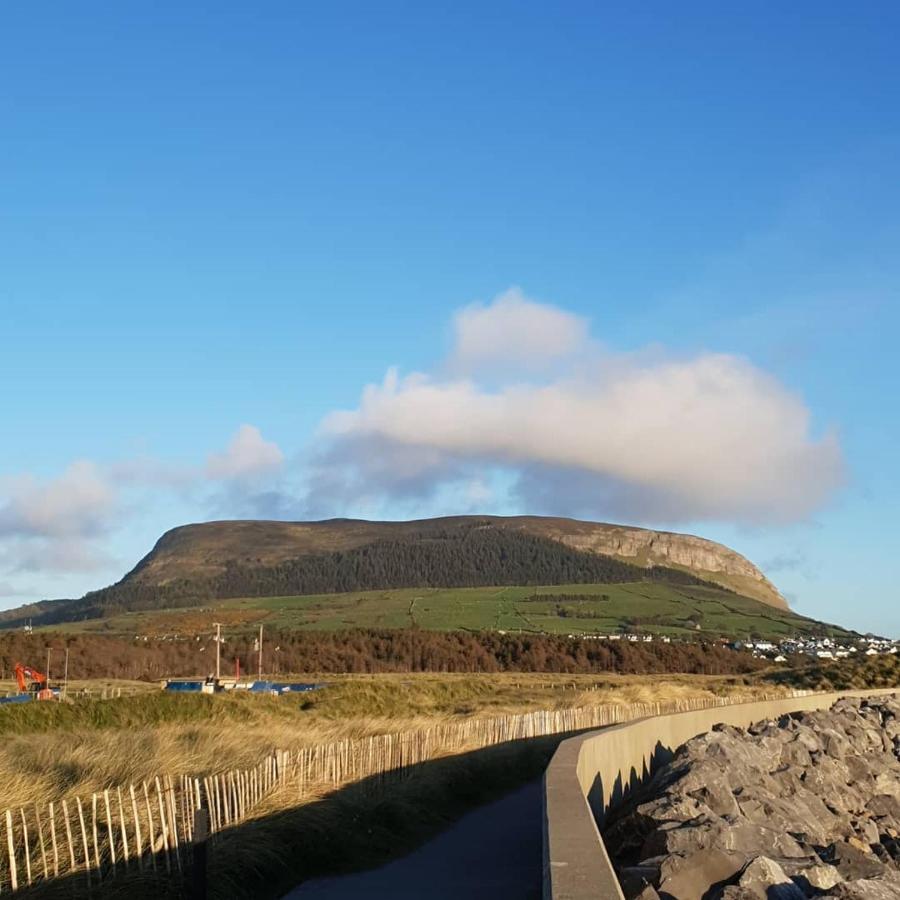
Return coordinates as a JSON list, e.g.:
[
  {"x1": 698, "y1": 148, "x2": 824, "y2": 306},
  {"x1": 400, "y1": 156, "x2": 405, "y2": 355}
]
[{"x1": 0, "y1": 672, "x2": 790, "y2": 811}]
